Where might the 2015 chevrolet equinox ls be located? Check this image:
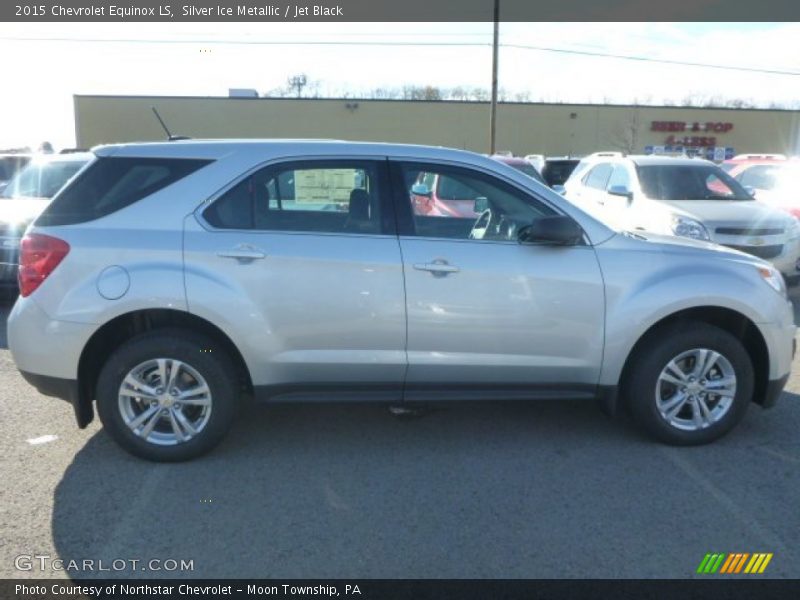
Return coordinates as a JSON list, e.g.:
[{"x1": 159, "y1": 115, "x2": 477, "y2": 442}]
[{"x1": 8, "y1": 140, "x2": 796, "y2": 461}]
